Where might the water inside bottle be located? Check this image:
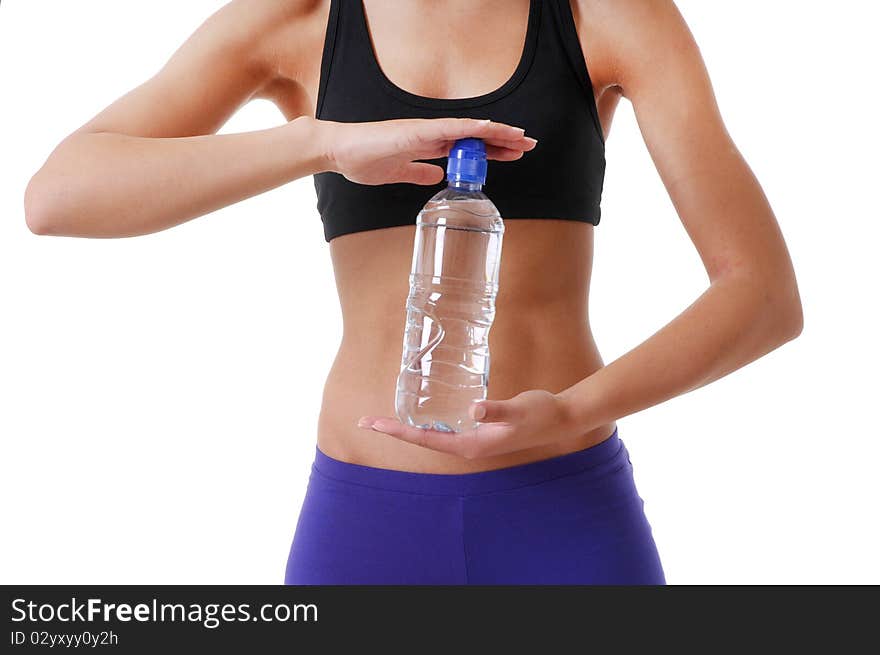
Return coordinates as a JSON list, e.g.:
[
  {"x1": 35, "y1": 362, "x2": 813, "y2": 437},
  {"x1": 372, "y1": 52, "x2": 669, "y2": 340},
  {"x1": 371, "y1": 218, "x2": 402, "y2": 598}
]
[{"x1": 395, "y1": 194, "x2": 503, "y2": 433}]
